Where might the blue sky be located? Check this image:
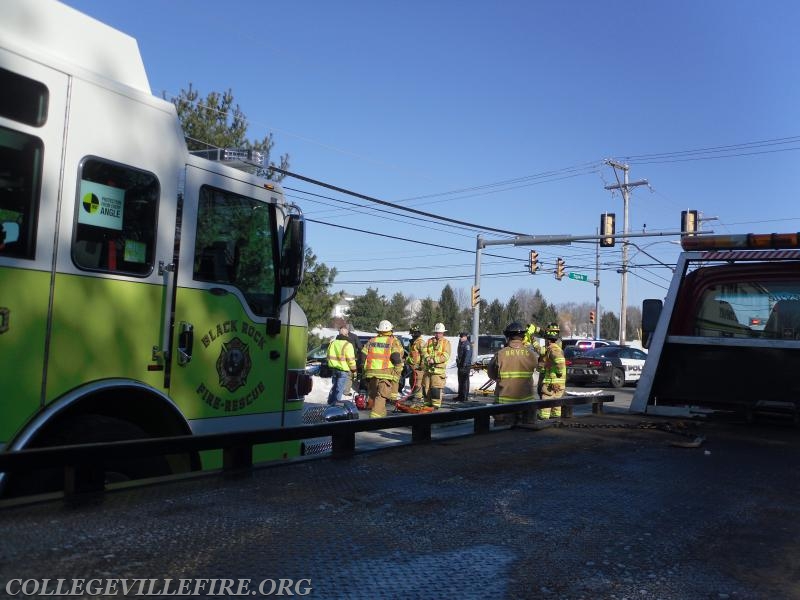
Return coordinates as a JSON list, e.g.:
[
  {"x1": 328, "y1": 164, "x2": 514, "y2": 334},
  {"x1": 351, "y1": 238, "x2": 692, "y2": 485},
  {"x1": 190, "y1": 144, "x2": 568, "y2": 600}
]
[{"x1": 63, "y1": 0, "x2": 800, "y2": 317}]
